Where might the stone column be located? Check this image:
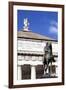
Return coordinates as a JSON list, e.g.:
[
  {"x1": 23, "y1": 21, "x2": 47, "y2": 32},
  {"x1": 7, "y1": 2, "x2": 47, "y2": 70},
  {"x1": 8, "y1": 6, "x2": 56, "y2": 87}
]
[
  {"x1": 31, "y1": 65, "x2": 36, "y2": 79},
  {"x1": 17, "y1": 65, "x2": 22, "y2": 80}
]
